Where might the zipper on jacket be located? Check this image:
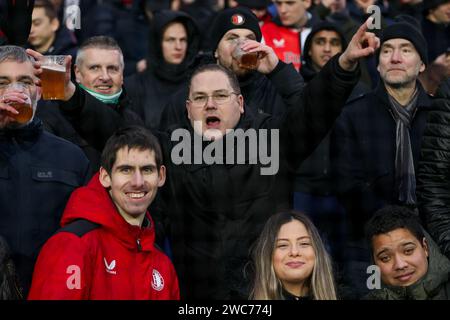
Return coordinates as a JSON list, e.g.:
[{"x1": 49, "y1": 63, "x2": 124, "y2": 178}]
[{"x1": 137, "y1": 238, "x2": 142, "y2": 252}]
